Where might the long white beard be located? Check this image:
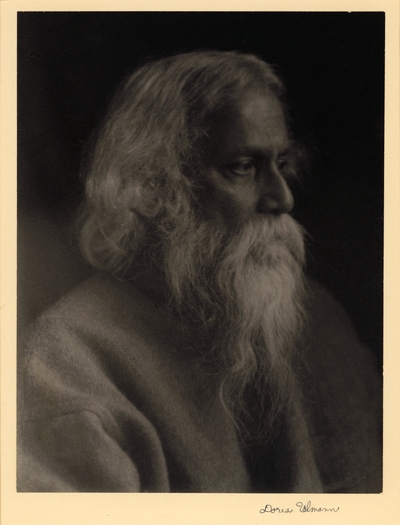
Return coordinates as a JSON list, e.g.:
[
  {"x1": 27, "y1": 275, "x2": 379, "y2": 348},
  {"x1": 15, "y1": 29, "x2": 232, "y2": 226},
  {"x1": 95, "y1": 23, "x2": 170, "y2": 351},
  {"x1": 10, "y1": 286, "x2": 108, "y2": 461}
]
[{"x1": 160, "y1": 212, "x2": 307, "y2": 438}]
